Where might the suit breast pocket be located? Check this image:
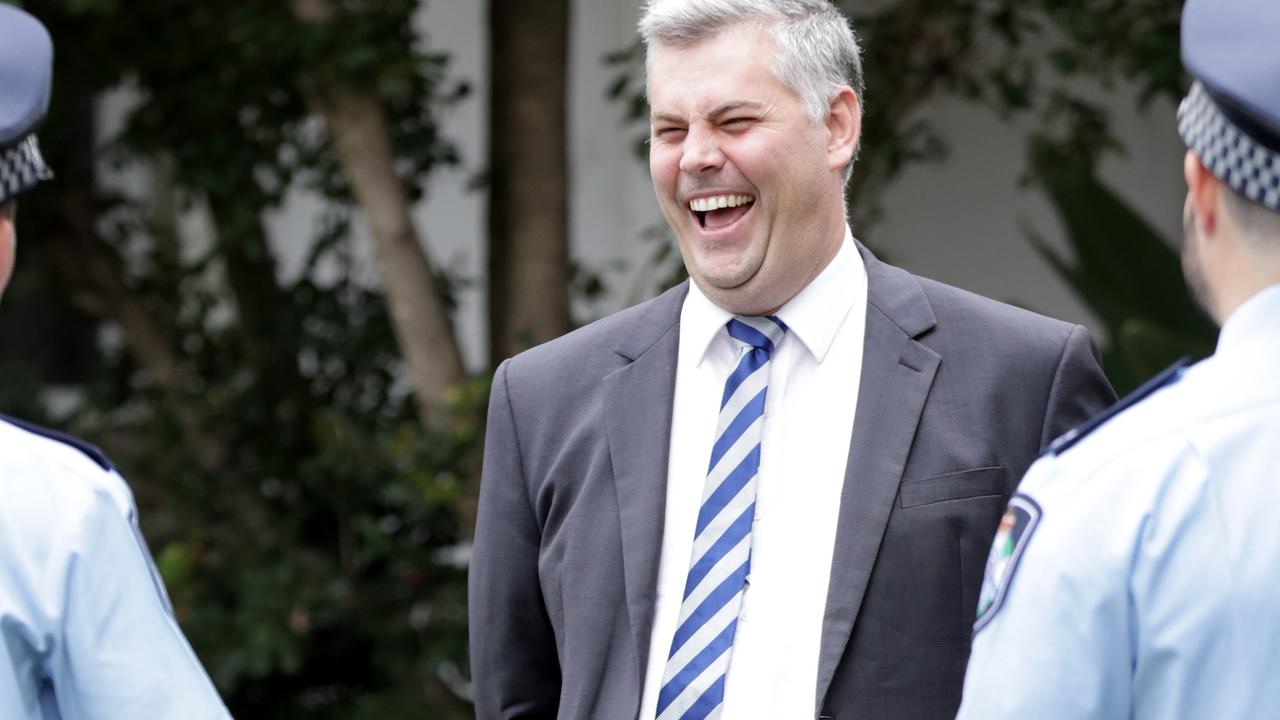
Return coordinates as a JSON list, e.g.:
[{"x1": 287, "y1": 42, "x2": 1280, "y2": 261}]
[{"x1": 898, "y1": 466, "x2": 1005, "y2": 508}]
